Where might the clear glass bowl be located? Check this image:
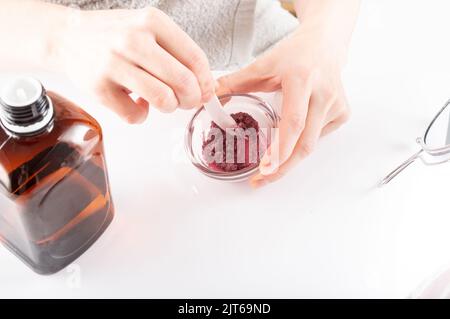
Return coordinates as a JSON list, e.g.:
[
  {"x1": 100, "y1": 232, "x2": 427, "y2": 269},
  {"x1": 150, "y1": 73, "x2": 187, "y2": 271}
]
[{"x1": 185, "y1": 93, "x2": 279, "y2": 182}]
